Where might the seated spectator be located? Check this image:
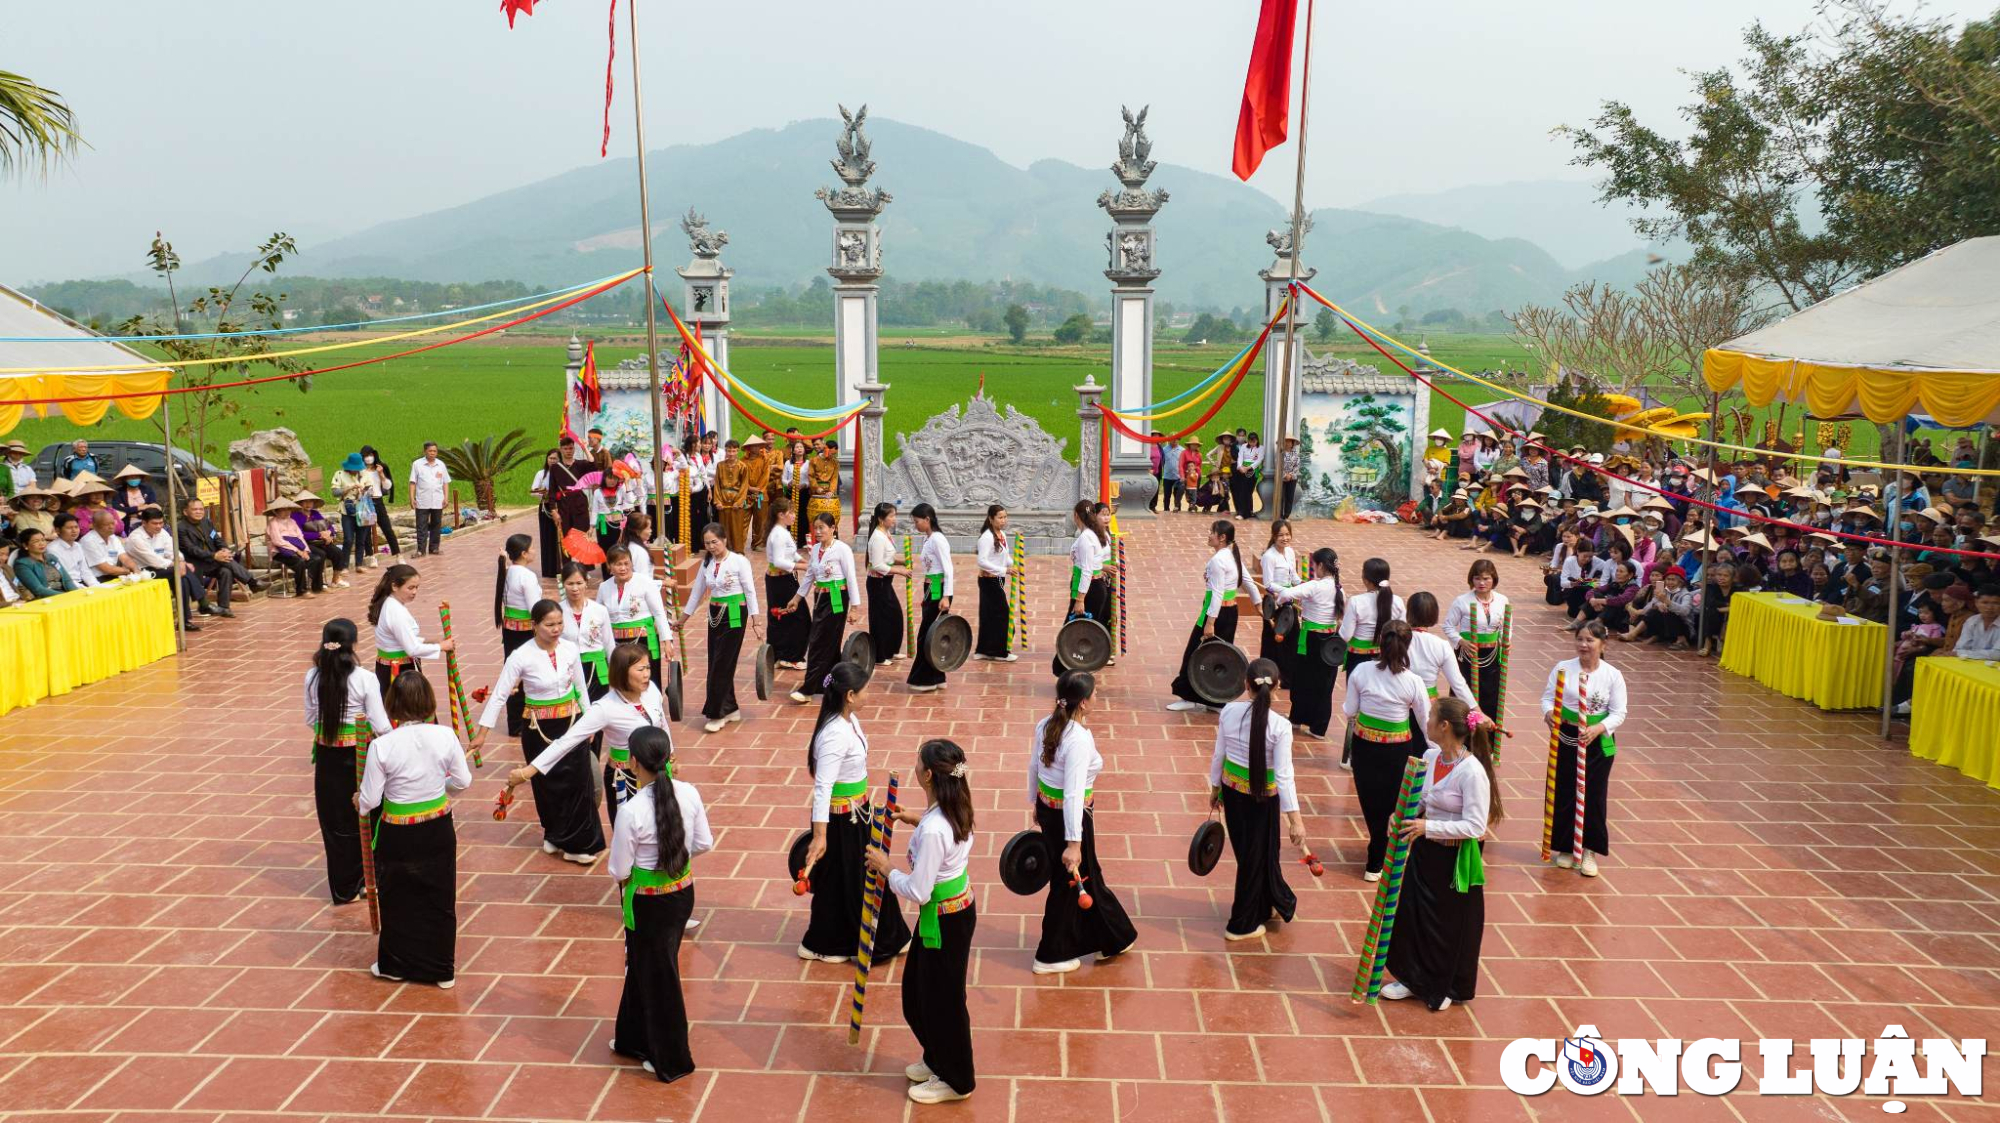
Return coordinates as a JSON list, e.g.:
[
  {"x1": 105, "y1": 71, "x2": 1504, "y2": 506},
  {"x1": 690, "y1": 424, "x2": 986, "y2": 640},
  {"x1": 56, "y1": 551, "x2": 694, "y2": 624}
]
[
  {"x1": 3, "y1": 438, "x2": 36, "y2": 496},
  {"x1": 1842, "y1": 550, "x2": 1895, "y2": 624},
  {"x1": 44, "y1": 512, "x2": 100, "y2": 590},
  {"x1": 1558, "y1": 536, "x2": 1612, "y2": 627},
  {"x1": 1957, "y1": 585, "x2": 2000, "y2": 660},
  {"x1": 123, "y1": 506, "x2": 201, "y2": 630},
  {"x1": 109, "y1": 466, "x2": 159, "y2": 532},
  {"x1": 177, "y1": 496, "x2": 262, "y2": 617},
  {"x1": 1624, "y1": 565, "x2": 1696, "y2": 649},
  {"x1": 1582, "y1": 559, "x2": 1640, "y2": 632},
  {"x1": 292, "y1": 491, "x2": 351, "y2": 589},
  {"x1": 56, "y1": 438, "x2": 100, "y2": 481},
  {"x1": 67, "y1": 480, "x2": 116, "y2": 530},
  {"x1": 1770, "y1": 549, "x2": 1812, "y2": 597},
  {"x1": 11, "y1": 528, "x2": 77, "y2": 599},
  {"x1": 81, "y1": 508, "x2": 141, "y2": 581},
  {"x1": 1695, "y1": 563, "x2": 1739, "y2": 657},
  {"x1": 264, "y1": 496, "x2": 324, "y2": 598},
  {"x1": 0, "y1": 539, "x2": 22, "y2": 607}
]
